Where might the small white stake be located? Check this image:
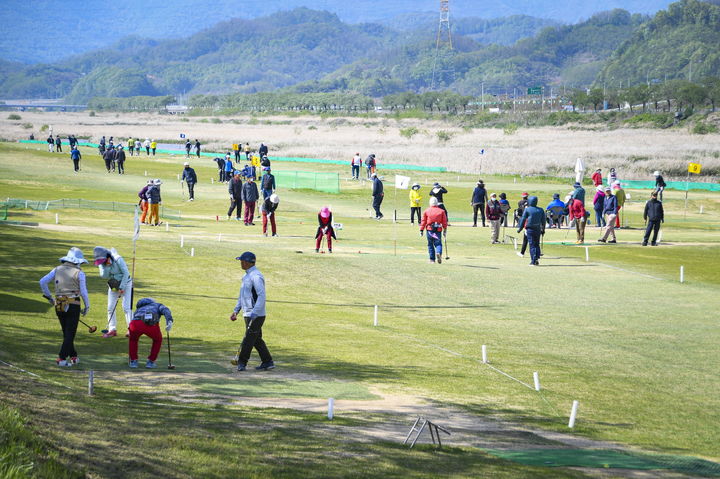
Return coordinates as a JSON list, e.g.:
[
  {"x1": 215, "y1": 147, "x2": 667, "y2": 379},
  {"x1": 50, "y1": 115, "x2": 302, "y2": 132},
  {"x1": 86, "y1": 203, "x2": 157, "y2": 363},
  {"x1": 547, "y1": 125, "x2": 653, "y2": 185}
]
[
  {"x1": 658, "y1": 229, "x2": 663, "y2": 243},
  {"x1": 180, "y1": 235, "x2": 184, "y2": 248},
  {"x1": 211, "y1": 177, "x2": 214, "y2": 184},
  {"x1": 568, "y1": 400, "x2": 579, "y2": 428},
  {"x1": 457, "y1": 175, "x2": 460, "y2": 182},
  {"x1": 513, "y1": 178, "x2": 517, "y2": 184},
  {"x1": 373, "y1": 305, "x2": 378, "y2": 326},
  {"x1": 218, "y1": 233, "x2": 222, "y2": 241},
  {"x1": 585, "y1": 246, "x2": 589, "y2": 262},
  {"x1": 55, "y1": 213, "x2": 59, "y2": 224},
  {"x1": 328, "y1": 398, "x2": 334, "y2": 420},
  {"x1": 482, "y1": 344, "x2": 488, "y2": 364},
  {"x1": 533, "y1": 372, "x2": 541, "y2": 391},
  {"x1": 513, "y1": 238, "x2": 517, "y2": 250},
  {"x1": 88, "y1": 370, "x2": 94, "y2": 396},
  {"x1": 165, "y1": 223, "x2": 169, "y2": 232},
  {"x1": 699, "y1": 205, "x2": 703, "y2": 214},
  {"x1": 680, "y1": 265, "x2": 684, "y2": 283},
  {"x1": 144, "y1": 170, "x2": 147, "y2": 176},
  {"x1": 190, "y1": 247, "x2": 195, "y2": 257},
  {"x1": 177, "y1": 174, "x2": 180, "y2": 180}
]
